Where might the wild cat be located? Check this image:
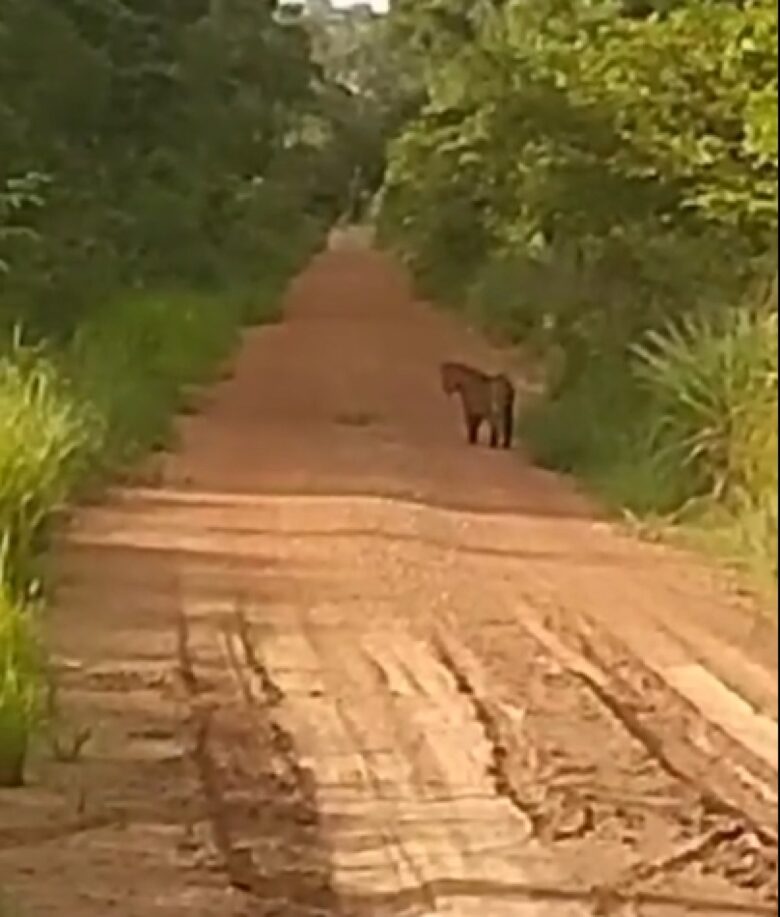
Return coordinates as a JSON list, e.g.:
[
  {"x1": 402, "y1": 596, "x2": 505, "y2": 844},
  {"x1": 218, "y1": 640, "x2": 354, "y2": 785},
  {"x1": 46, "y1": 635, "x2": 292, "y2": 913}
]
[{"x1": 440, "y1": 361, "x2": 515, "y2": 449}]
